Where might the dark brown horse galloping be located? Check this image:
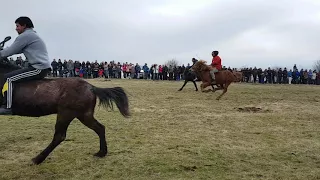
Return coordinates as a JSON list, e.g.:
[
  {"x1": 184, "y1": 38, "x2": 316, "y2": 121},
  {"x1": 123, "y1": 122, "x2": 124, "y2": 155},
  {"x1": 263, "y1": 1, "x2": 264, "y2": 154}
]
[
  {"x1": 0, "y1": 37, "x2": 130, "y2": 164},
  {"x1": 191, "y1": 60, "x2": 236, "y2": 100}
]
